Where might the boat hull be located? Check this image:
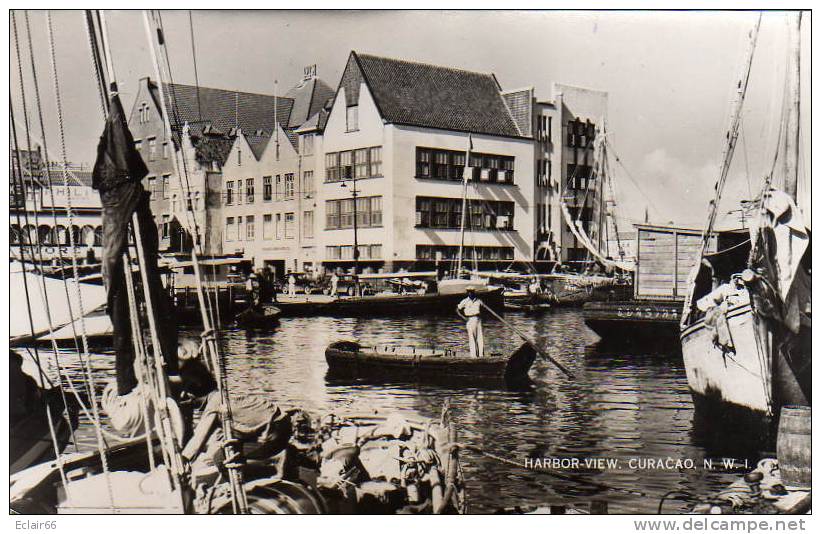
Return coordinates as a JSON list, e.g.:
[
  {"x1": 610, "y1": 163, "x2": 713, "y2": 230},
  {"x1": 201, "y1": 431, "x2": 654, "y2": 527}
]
[
  {"x1": 583, "y1": 300, "x2": 682, "y2": 349},
  {"x1": 680, "y1": 303, "x2": 771, "y2": 415},
  {"x1": 277, "y1": 287, "x2": 504, "y2": 318},
  {"x1": 325, "y1": 341, "x2": 536, "y2": 385}
]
